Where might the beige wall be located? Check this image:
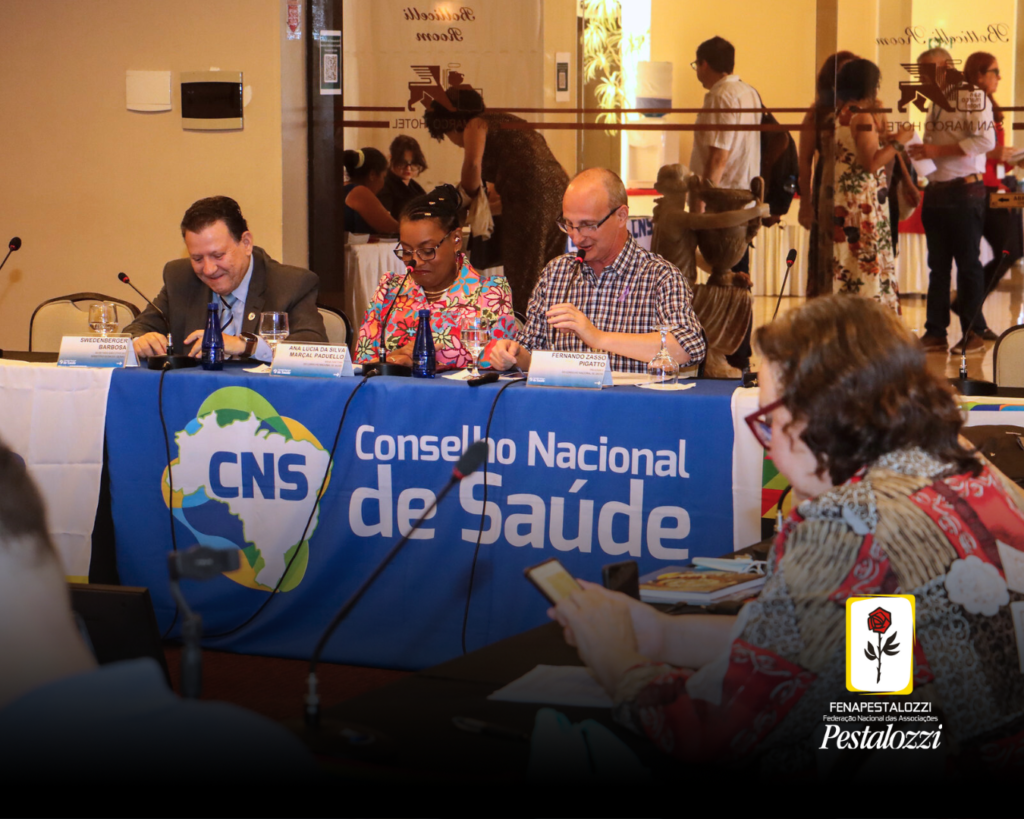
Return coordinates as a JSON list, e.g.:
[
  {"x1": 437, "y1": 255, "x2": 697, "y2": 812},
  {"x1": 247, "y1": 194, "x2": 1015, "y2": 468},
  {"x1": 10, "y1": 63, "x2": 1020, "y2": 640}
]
[
  {"x1": 543, "y1": 0, "x2": 579, "y2": 177},
  {"x1": 0, "y1": 0, "x2": 304, "y2": 351}
]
